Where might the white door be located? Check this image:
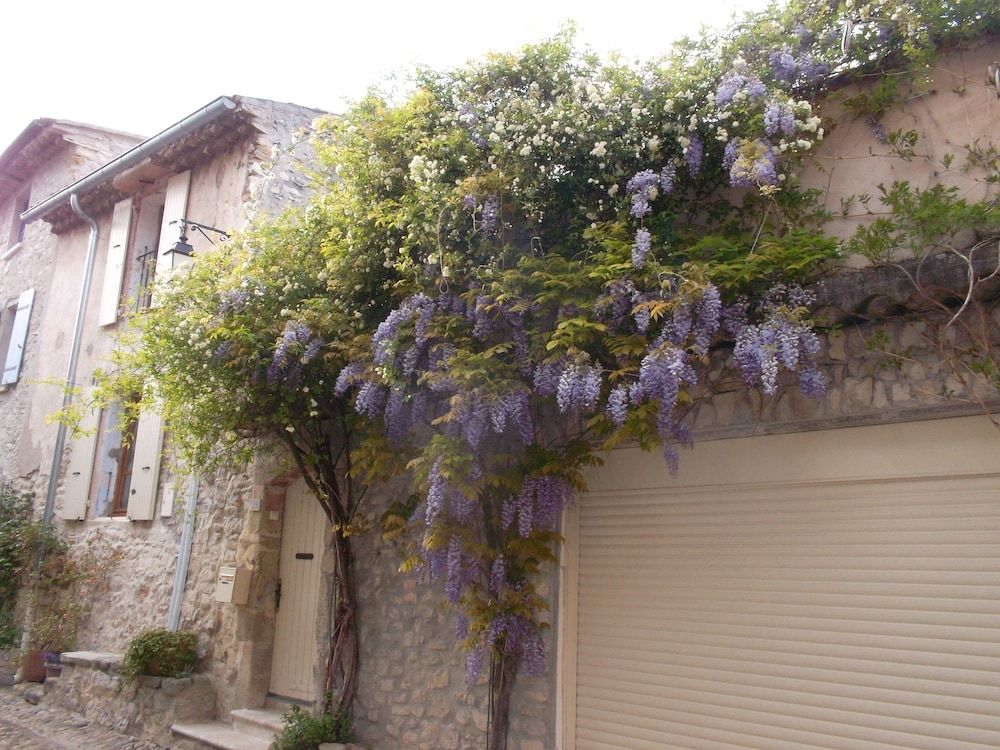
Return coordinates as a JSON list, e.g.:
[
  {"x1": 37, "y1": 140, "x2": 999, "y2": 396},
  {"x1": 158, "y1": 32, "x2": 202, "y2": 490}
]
[
  {"x1": 562, "y1": 416, "x2": 1000, "y2": 749},
  {"x1": 270, "y1": 478, "x2": 327, "y2": 702}
]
